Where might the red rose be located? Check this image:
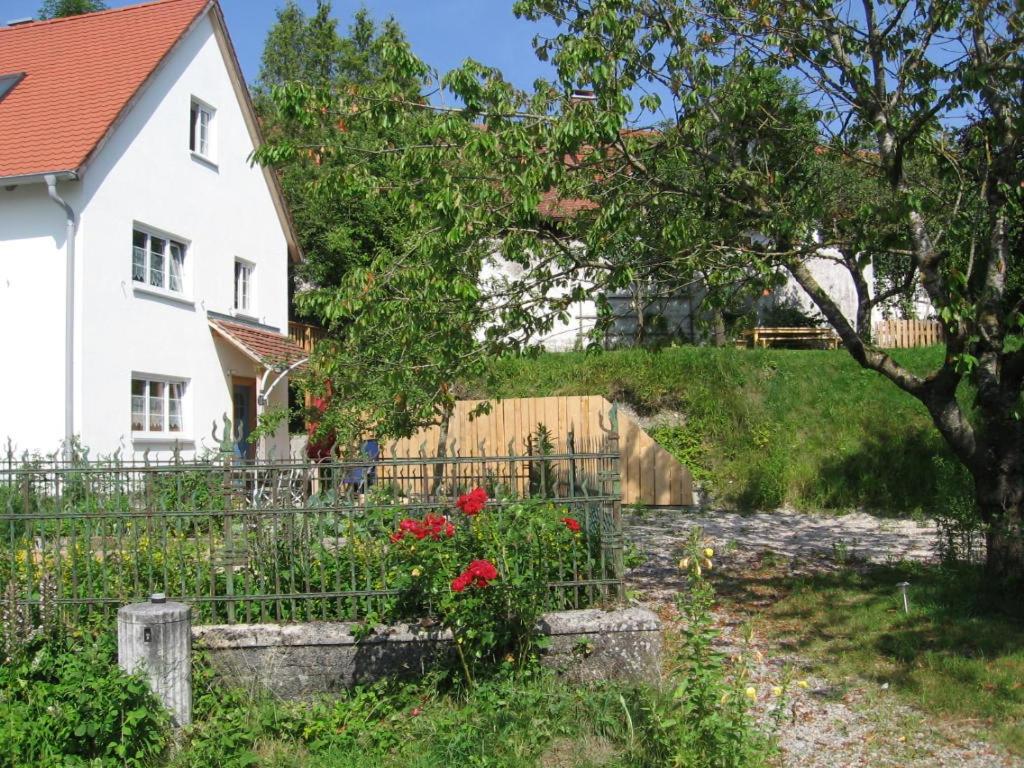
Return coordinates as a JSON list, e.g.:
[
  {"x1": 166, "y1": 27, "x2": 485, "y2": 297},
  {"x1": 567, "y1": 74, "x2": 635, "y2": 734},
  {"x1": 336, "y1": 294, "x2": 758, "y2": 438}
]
[
  {"x1": 444, "y1": 522, "x2": 455, "y2": 537},
  {"x1": 467, "y1": 559, "x2": 498, "y2": 580},
  {"x1": 456, "y1": 487, "x2": 488, "y2": 516},
  {"x1": 451, "y1": 573, "x2": 471, "y2": 592},
  {"x1": 562, "y1": 517, "x2": 581, "y2": 533},
  {"x1": 390, "y1": 531, "x2": 403, "y2": 543}
]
